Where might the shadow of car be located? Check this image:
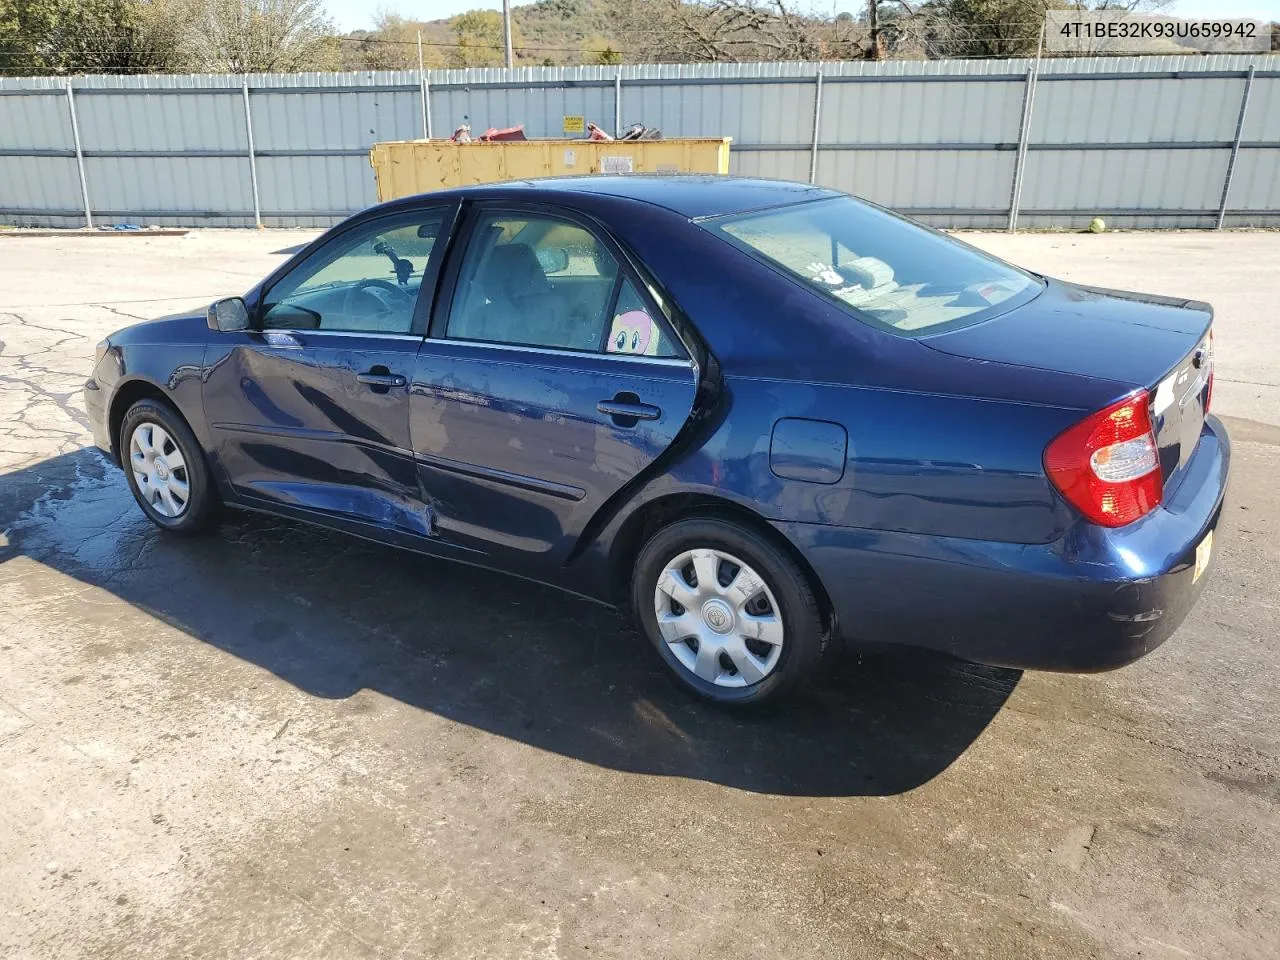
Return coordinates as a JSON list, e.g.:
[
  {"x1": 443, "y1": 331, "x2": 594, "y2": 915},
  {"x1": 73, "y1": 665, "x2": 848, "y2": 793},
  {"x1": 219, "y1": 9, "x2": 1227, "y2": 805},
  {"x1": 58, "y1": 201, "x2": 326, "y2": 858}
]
[{"x1": 0, "y1": 448, "x2": 1020, "y2": 798}]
